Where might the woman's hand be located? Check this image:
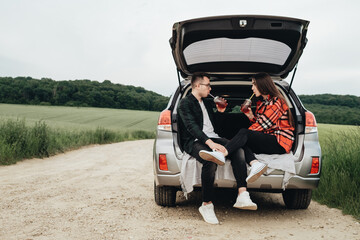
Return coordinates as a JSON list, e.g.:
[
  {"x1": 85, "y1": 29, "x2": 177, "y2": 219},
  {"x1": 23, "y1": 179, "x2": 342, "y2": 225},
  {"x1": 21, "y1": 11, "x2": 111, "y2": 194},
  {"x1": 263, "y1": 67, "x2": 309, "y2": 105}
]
[{"x1": 245, "y1": 108, "x2": 254, "y2": 119}]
